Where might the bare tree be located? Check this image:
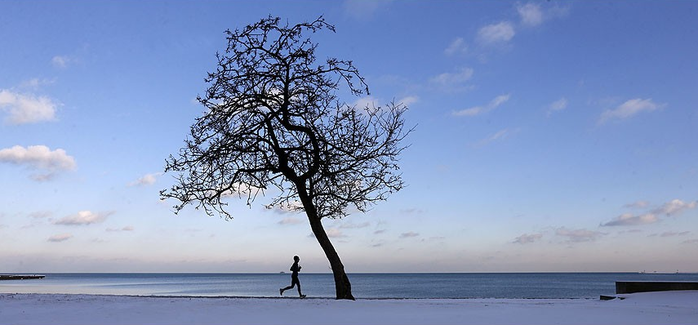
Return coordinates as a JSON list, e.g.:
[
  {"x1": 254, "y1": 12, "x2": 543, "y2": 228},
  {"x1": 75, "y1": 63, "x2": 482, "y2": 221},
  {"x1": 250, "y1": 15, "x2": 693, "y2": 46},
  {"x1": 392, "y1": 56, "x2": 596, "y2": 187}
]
[{"x1": 161, "y1": 16, "x2": 410, "y2": 300}]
